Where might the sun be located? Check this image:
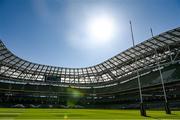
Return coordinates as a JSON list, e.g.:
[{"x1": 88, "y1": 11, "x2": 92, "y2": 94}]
[{"x1": 87, "y1": 15, "x2": 117, "y2": 45}]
